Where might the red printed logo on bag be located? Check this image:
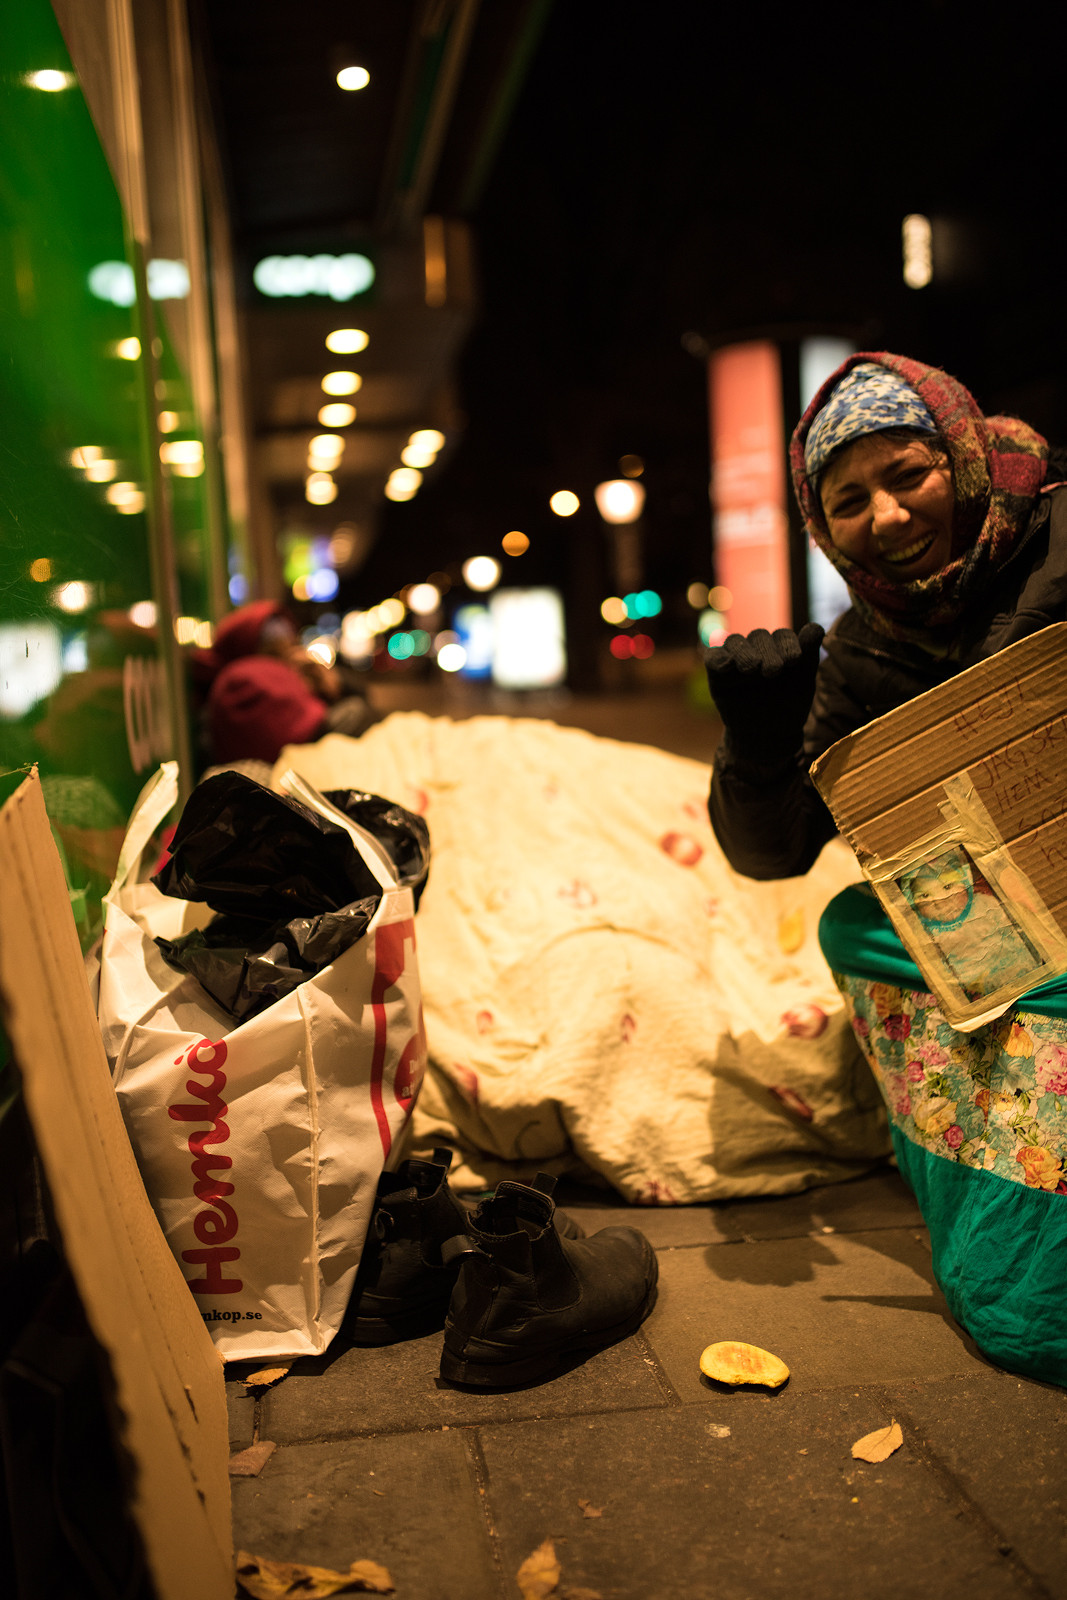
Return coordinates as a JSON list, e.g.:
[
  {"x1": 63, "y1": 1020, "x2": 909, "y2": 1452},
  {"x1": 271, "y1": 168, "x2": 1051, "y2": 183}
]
[{"x1": 168, "y1": 1038, "x2": 242, "y2": 1294}]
